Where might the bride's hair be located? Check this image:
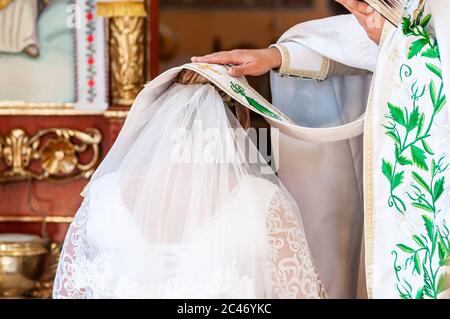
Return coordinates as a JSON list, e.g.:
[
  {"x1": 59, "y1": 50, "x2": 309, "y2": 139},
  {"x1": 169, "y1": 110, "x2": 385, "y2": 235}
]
[{"x1": 175, "y1": 69, "x2": 251, "y2": 129}]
